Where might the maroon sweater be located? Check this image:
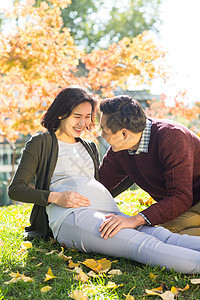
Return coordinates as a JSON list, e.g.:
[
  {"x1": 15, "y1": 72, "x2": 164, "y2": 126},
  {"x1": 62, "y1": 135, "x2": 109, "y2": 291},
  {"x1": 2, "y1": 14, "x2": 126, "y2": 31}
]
[{"x1": 99, "y1": 118, "x2": 200, "y2": 225}]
